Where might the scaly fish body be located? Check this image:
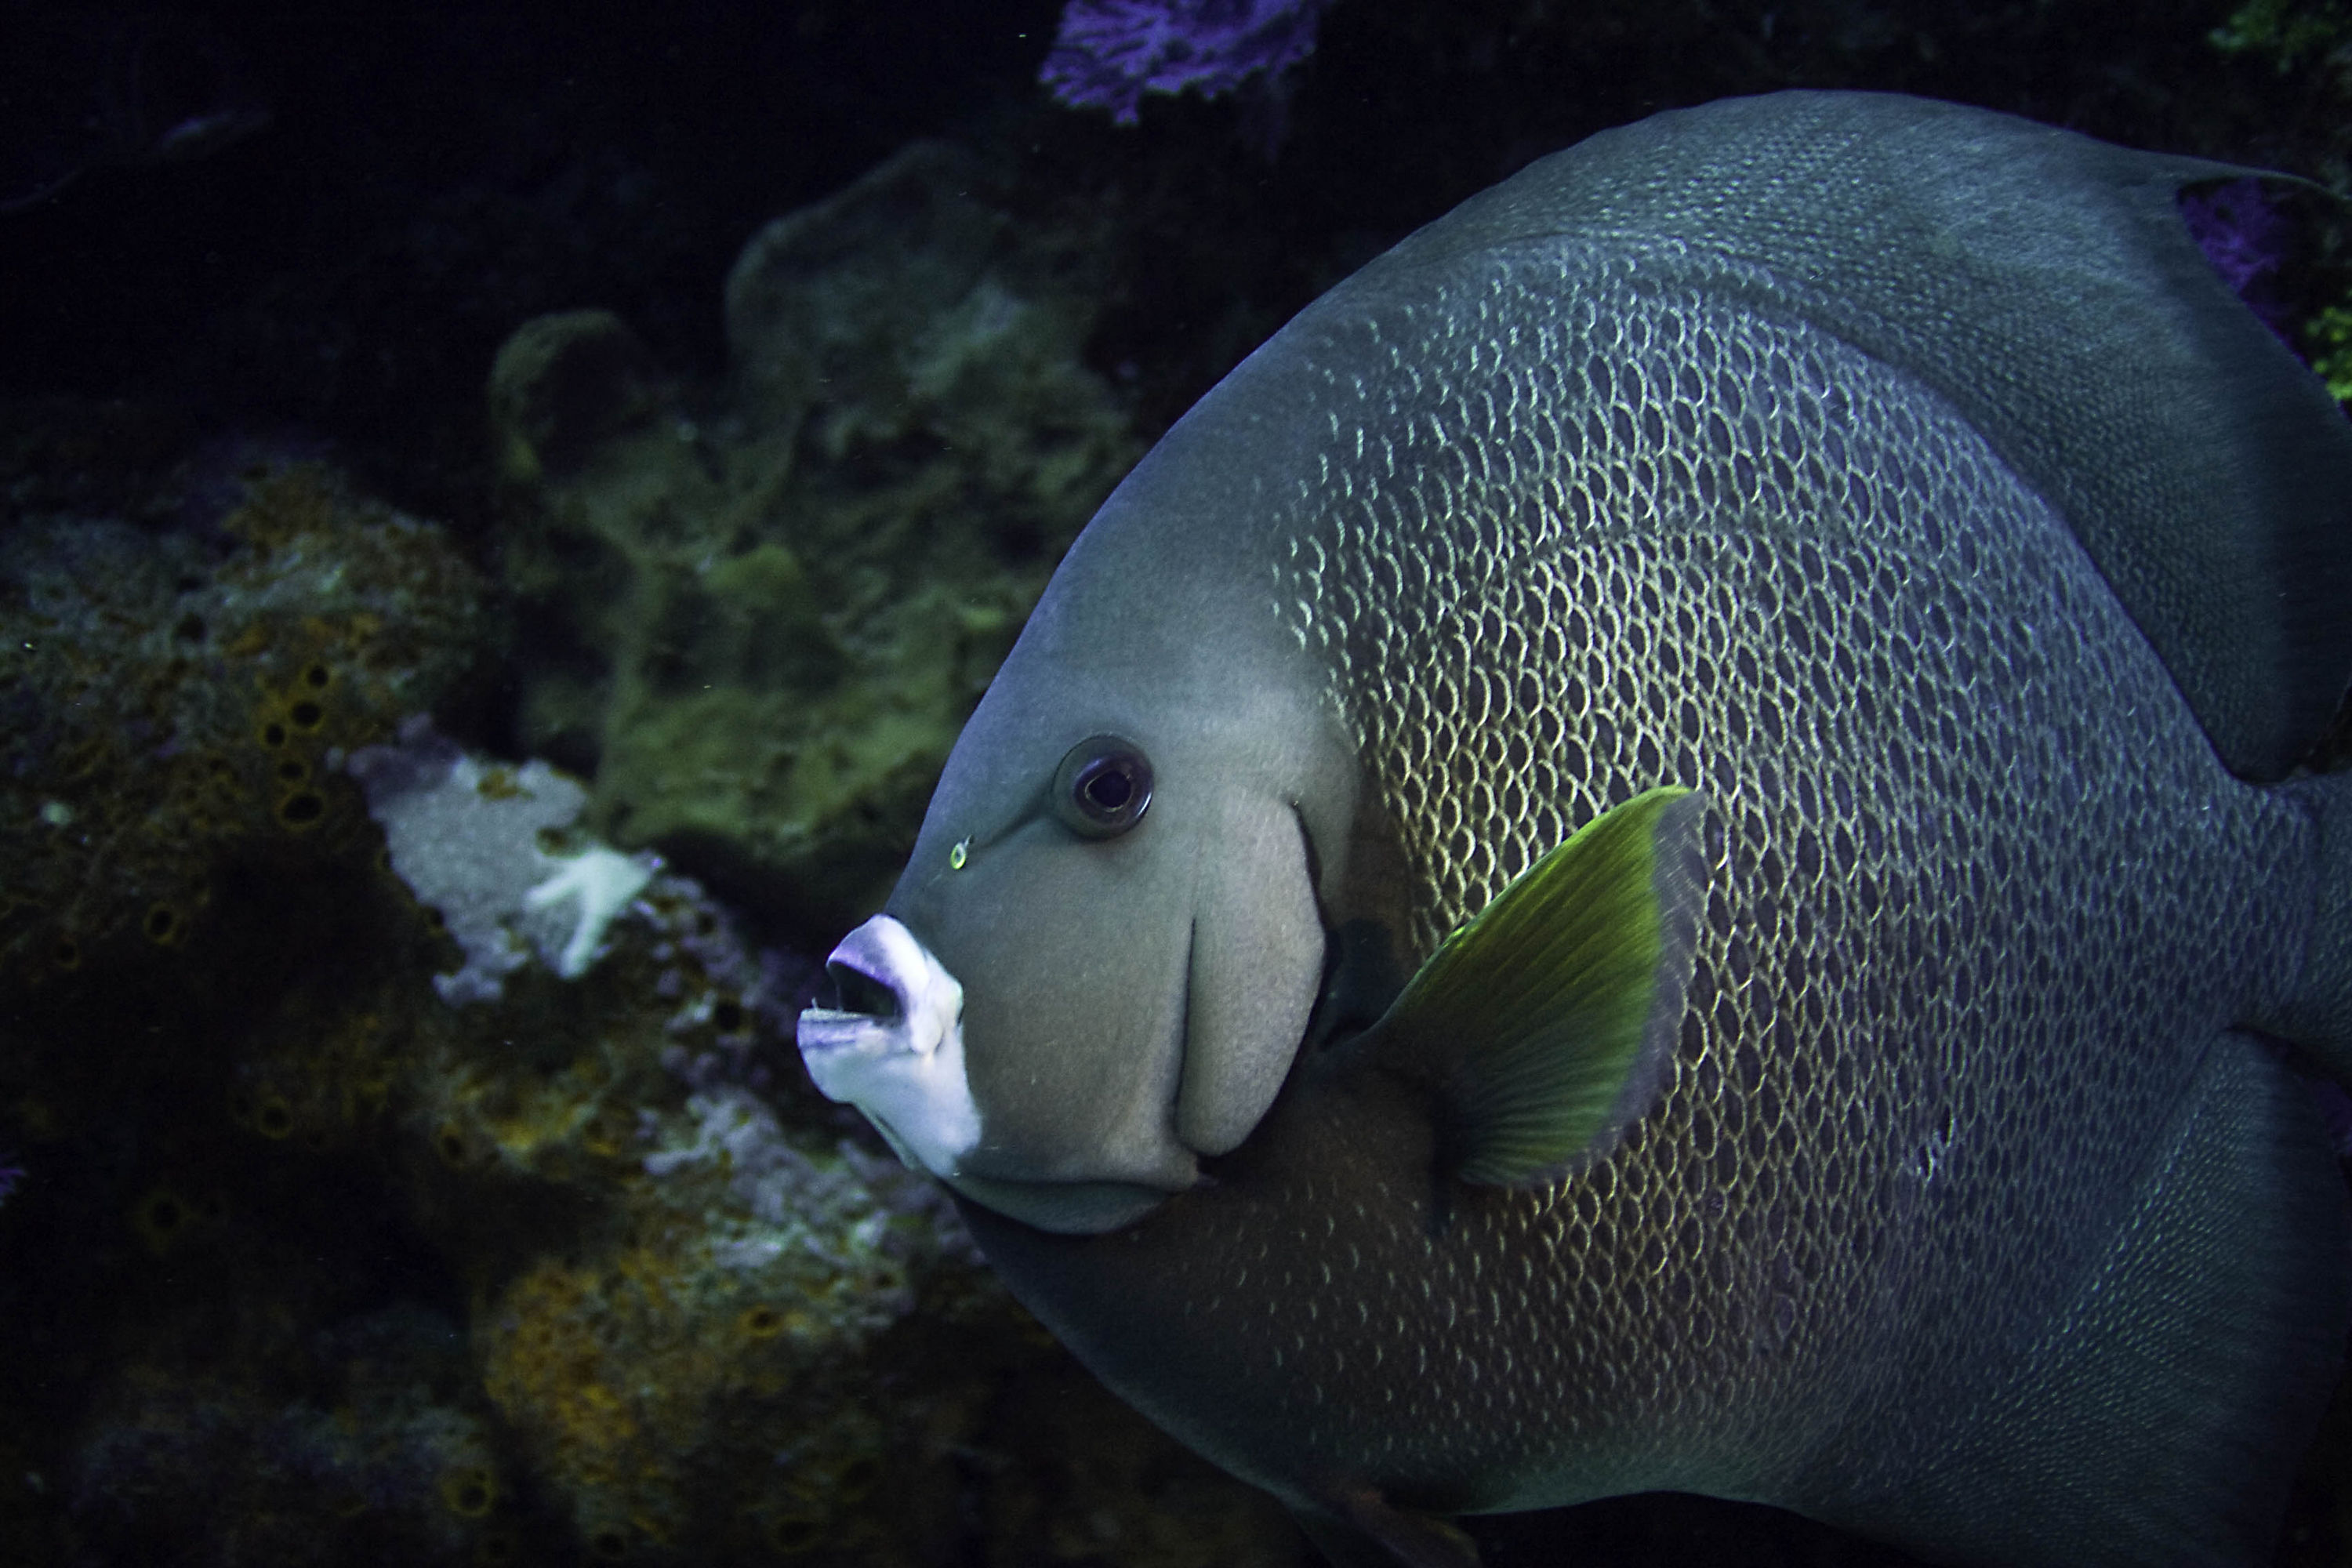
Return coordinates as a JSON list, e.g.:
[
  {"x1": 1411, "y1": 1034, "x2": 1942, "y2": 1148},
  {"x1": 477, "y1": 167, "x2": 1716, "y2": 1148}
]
[
  {"x1": 803, "y1": 92, "x2": 2352, "y2": 1566},
  {"x1": 966, "y1": 235, "x2": 2327, "y2": 1548}
]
